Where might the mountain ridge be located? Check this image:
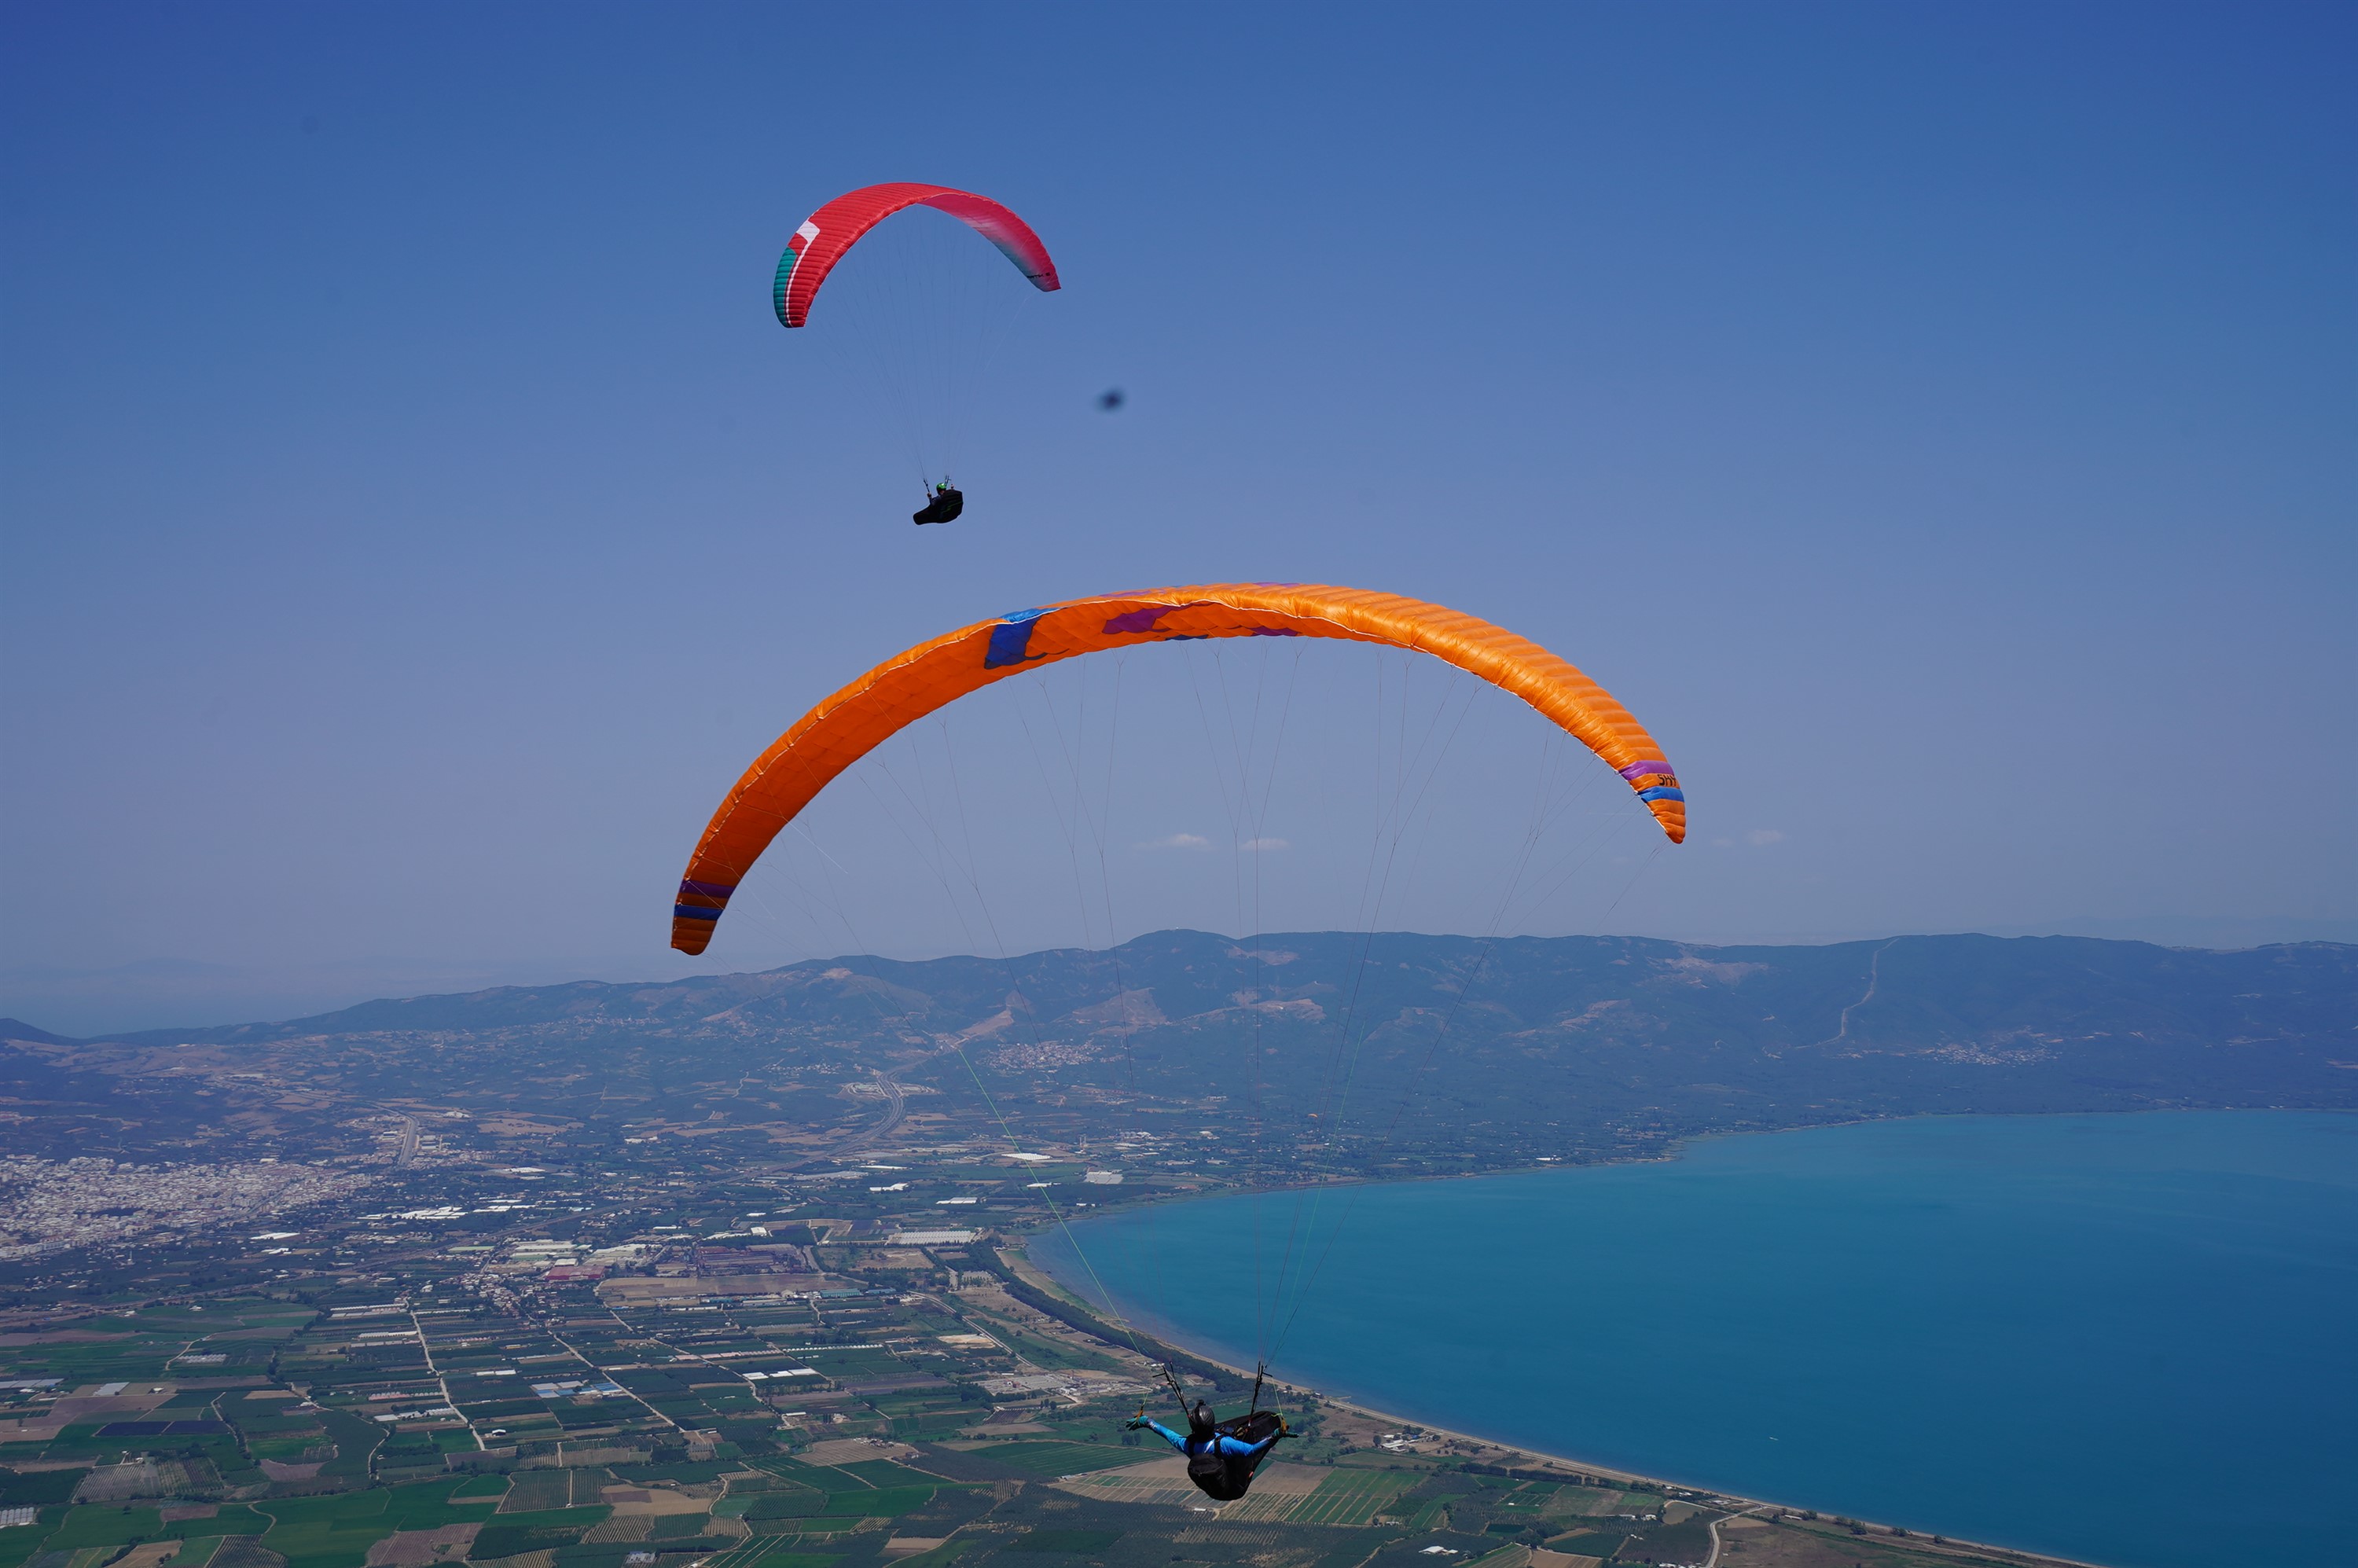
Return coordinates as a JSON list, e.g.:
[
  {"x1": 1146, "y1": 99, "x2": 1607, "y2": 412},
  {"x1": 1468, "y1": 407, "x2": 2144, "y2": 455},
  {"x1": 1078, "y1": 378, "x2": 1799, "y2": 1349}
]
[
  {"x1": 5, "y1": 927, "x2": 2350, "y2": 1048},
  {"x1": 2, "y1": 930, "x2": 2348, "y2": 1173}
]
